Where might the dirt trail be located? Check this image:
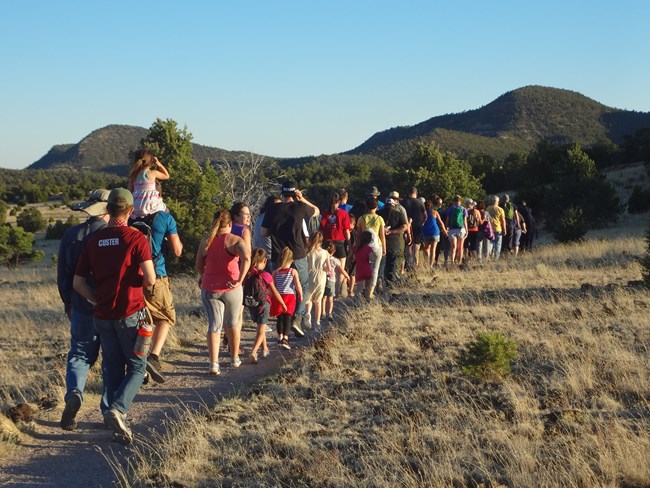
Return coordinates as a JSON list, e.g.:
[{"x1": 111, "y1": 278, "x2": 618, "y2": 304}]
[{"x1": 0, "y1": 326, "x2": 312, "y2": 487}]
